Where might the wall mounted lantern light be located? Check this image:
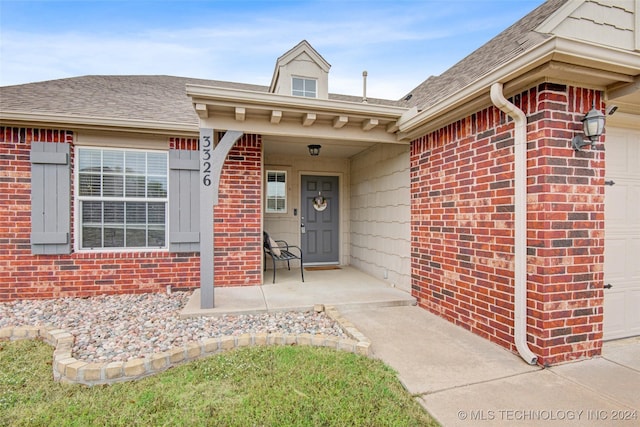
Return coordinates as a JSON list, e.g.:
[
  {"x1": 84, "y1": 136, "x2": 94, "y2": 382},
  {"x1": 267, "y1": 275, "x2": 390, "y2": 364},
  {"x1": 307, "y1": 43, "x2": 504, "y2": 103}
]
[
  {"x1": 308, "y1": 144, "x2": 321, "y2": 156},
  {"x1": 571, "y1": 104, "x2": 606, "y2": 151}
]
